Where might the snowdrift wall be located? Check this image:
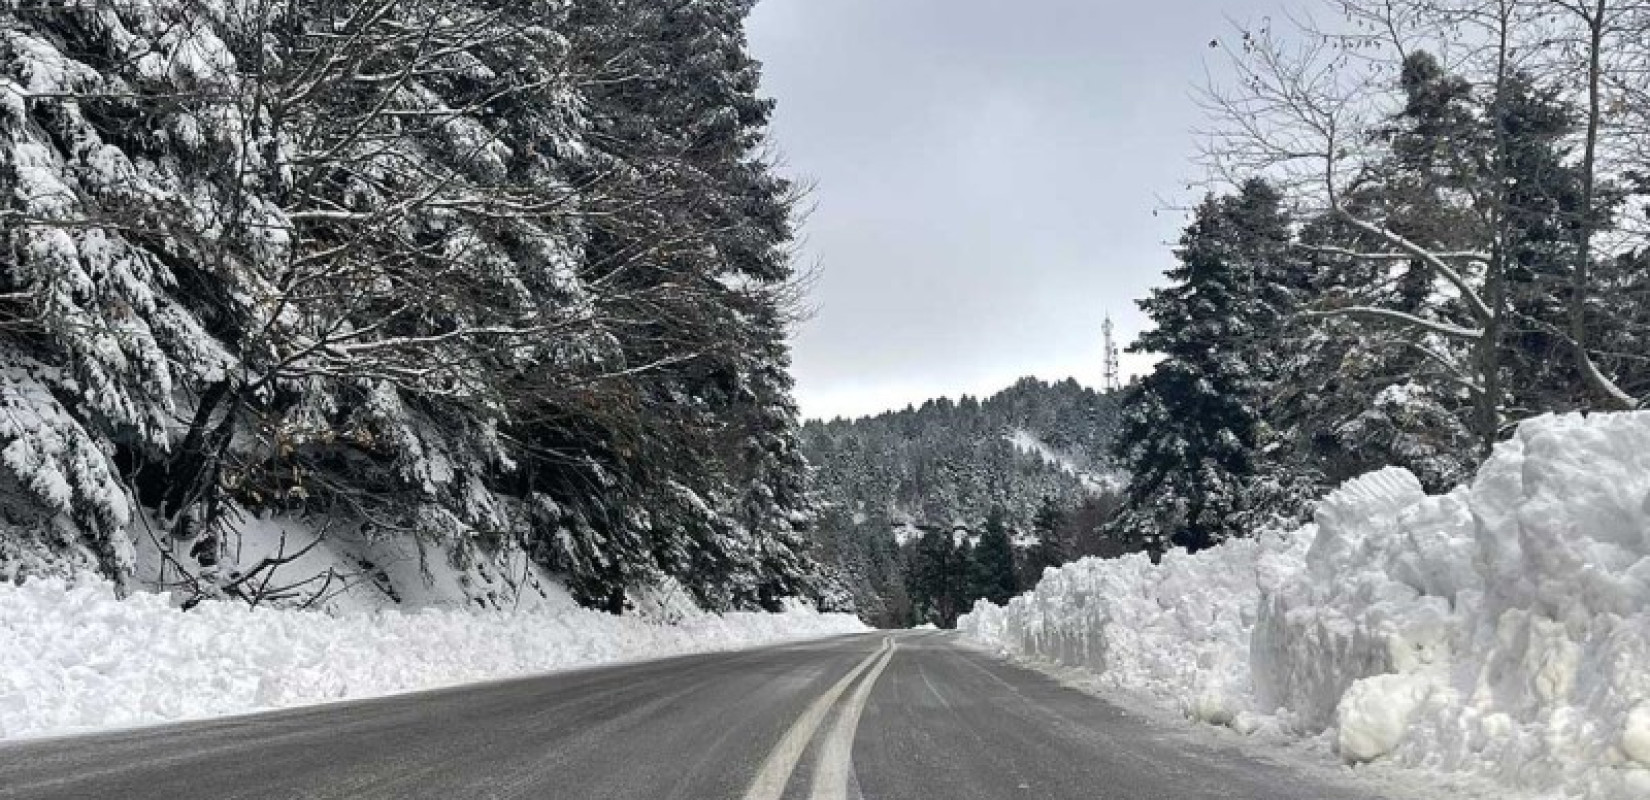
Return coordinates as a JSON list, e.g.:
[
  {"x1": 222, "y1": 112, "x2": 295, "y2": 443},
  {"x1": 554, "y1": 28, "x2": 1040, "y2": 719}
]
[{"x1": 959, "y1": 412, "x2": 1650, "y2": 799}]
